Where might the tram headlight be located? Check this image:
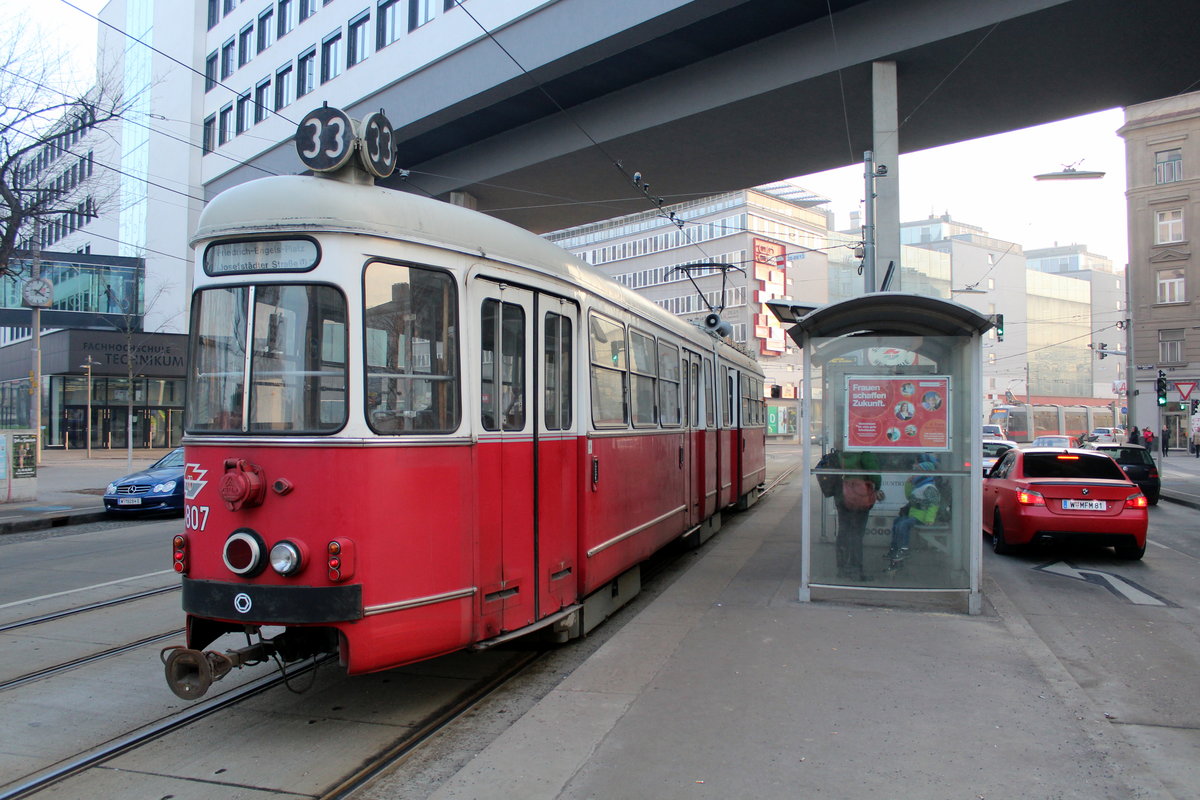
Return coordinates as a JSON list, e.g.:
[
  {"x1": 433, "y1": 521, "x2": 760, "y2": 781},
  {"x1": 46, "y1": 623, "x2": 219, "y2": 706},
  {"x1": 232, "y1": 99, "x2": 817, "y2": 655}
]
[{"x1": 269, "y1": 540, "x2": 304, "y2": 576}]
